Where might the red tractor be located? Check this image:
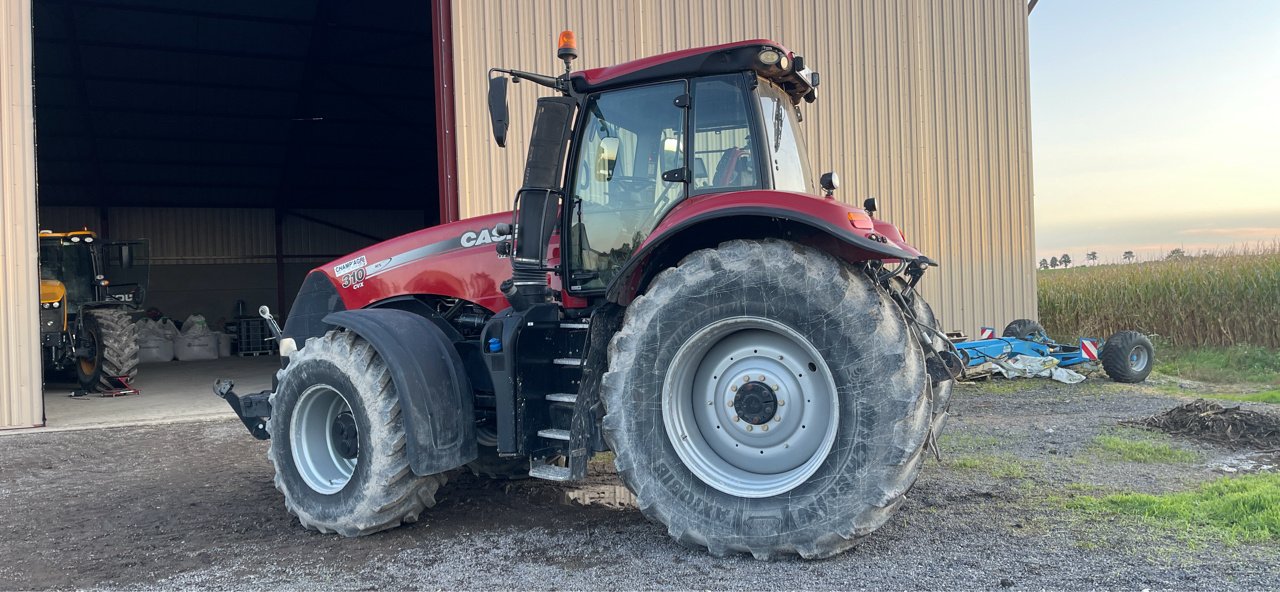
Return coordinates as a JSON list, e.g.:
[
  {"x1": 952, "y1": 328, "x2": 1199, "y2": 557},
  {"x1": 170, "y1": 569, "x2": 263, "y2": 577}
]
[{"x1": 217, "y1": 34, "x2": 954, "y2": 559}]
